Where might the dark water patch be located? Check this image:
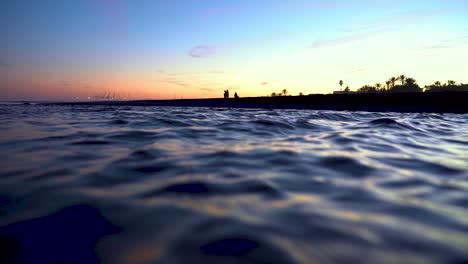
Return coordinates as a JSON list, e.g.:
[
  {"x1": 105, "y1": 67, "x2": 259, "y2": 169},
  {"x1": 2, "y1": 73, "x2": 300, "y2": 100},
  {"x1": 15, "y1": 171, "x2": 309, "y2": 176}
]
[
  {"x1": 130, "y1": 149, "x2": 158, "y2": 160},
  {"x1": 97, "y1": 160, "x2": 179, "y2": 185},
  {"x1": 70, "y1": 140, "x2": 112, "y2": 146},
  {"x1": 200, "y1": 237, "x2": 259, "y2": 256},
  {"x1": 0, "y1": 204, "x2": 120, "y2": 264},
  {"x1": 263, "y1": 150, "x2": 300, "y2": 167},
  {"x1": 444, "y1": 138, "x2": 468, "y2": 146},
  {"x1": 167, "y1": 219, "x2": 296, "y2": 264},
  {"x1": 109, "y1": 119, "x2": 128, "y2": 125},
  {"x1": 0, "y1": 169, "x2": 33, "y2": 180},
  {"x1": 0, "y1": 195, "x2": 9, "y2": 208},
  {"x1": 106, "y1": 130, "x2": 156, "y2": 141},
  {"x1": 84, "y1": 172, "x2": 144, "y2": 187},
  {"x1": 322, "y1": 133, "x2": 354, "y2": 145},
  {"x1": 39, "y1": 134, "x2": 76, "y2": 142},
  {"x1": 316, "y1": 156, "x2": 375, "y2": 178},
  {"x1": 369, "y1": 118, "x2": 399, "y2": 125},
  {"x1": 143, "y1": 179, "x2": 283, "y2": 199},
  {"x1": 330, "y1": 186, "x2": 384, "y2": 208},
  {"x1": 130, "y1": 163, "x2": 173, "y2": 174},
  {"x1": 161, "y1": 181, "x2": 210, "y2": 194}
]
